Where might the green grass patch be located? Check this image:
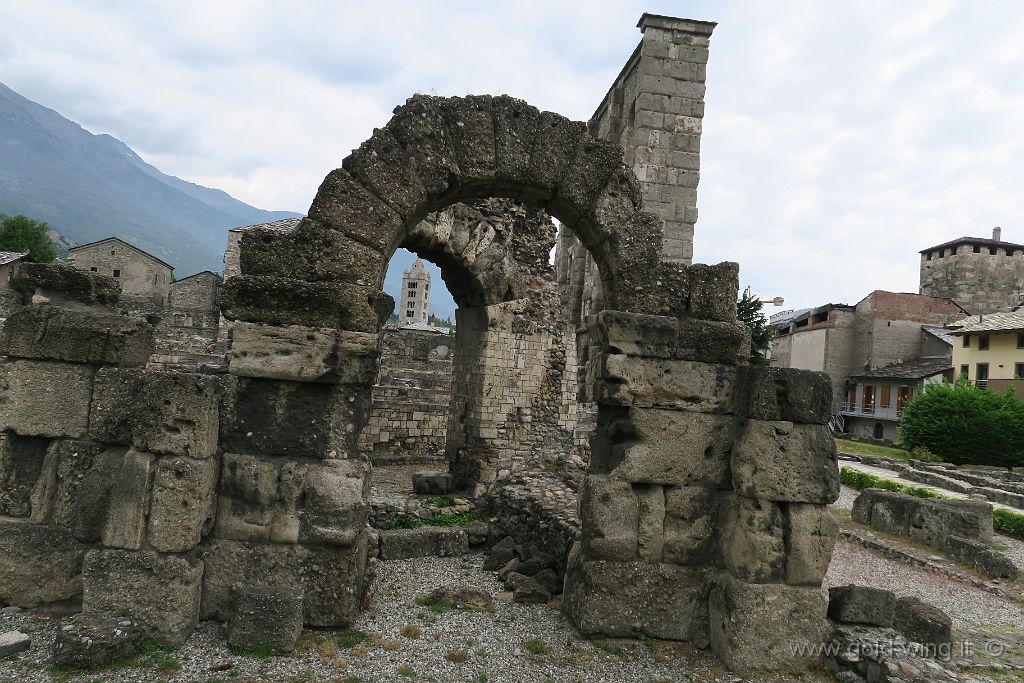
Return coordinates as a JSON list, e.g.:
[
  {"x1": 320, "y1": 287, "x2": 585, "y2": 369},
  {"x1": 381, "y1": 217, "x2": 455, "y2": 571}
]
[
  {"x1": 387, "y1": 511, "x2": 481, "y2": 530},
  {"x1": 397, "y1": 665, "x2": 416, "y2": 677},
  {"x1": 596, "y1": 642, "x2": 629, "y2": 658},
  {"x1": 994, "y1": 507, "x2": 1024, "y2": 541},
  {"x1": 840, "y1": 467, "x2": 949, "y2": 499},
  {"x1": 834, "y1": 438, "x2": 911, "y2": 460},
  {"x1": 523, "y1": 639, "x2": 548, "y2": 655},
  {"x1": 431, "y1": 495, "x2": 456, "y2": 508},
  {"x1": 335, "y1": 629, "x2": 370, "y2": 649}
]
